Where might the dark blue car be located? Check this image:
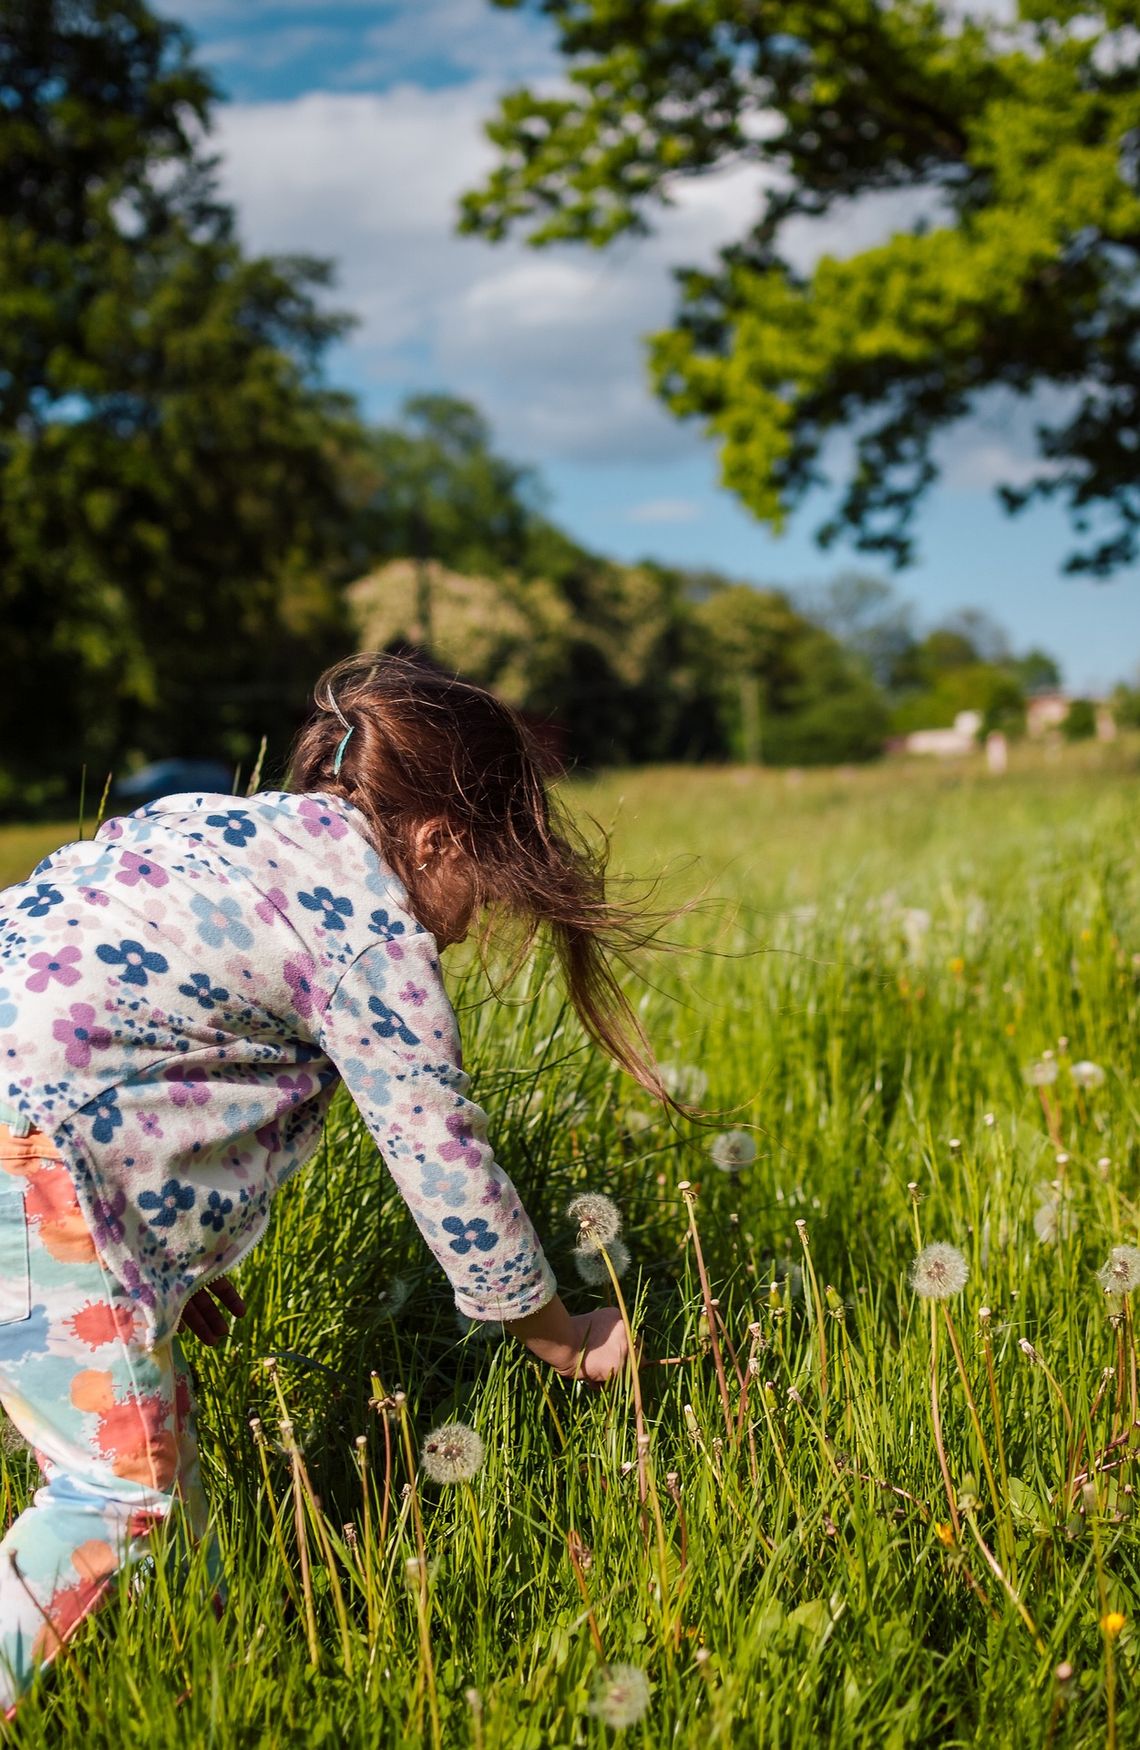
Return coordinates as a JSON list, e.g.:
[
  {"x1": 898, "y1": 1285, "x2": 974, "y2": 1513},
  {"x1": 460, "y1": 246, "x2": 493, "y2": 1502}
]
[{"x1": 113, "y1": 759, "x2": 237, "y2": 807}]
